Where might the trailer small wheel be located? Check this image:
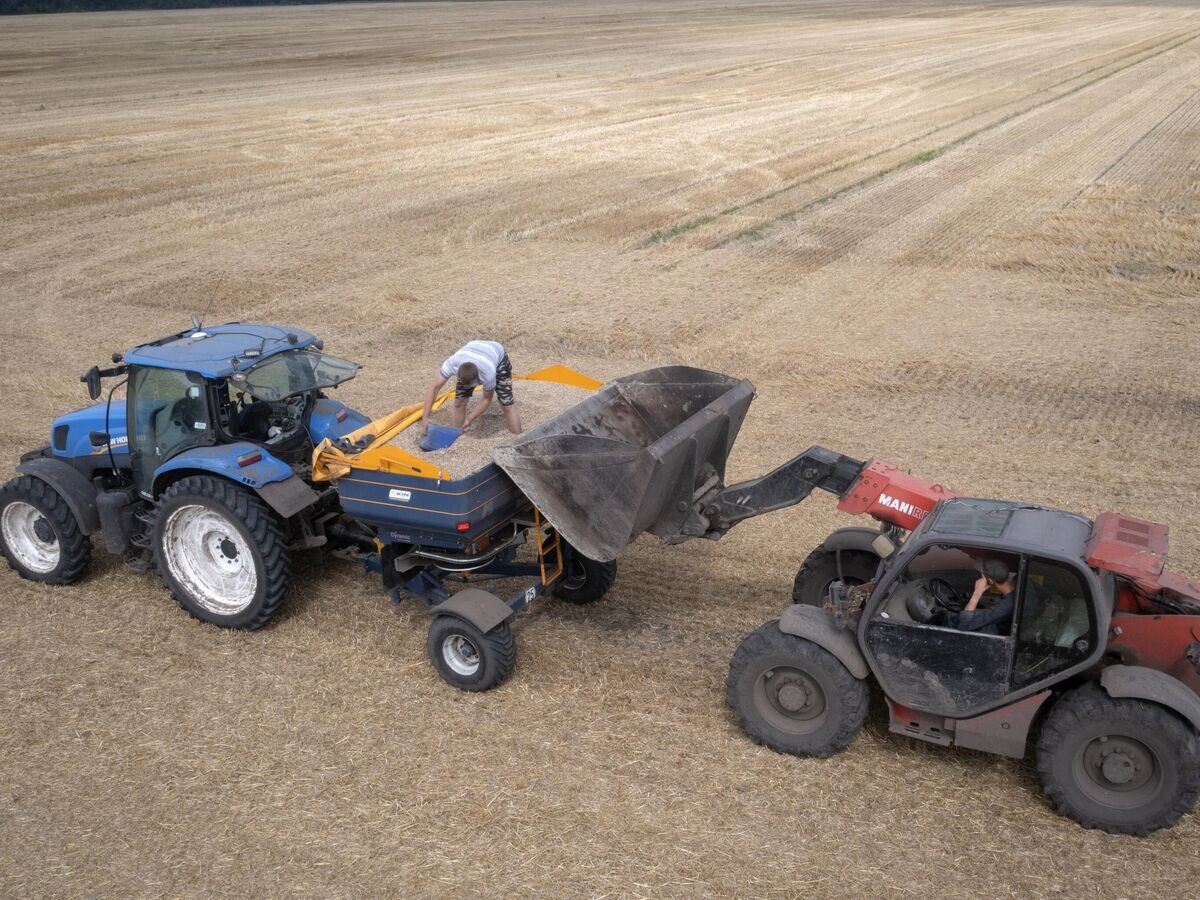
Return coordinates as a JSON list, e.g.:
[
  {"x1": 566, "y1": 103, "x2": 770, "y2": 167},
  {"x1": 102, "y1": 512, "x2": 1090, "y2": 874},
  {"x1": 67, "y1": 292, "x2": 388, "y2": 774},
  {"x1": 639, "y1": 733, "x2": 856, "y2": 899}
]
[
  {"x1": 727, "y1": 620, "x2": 868, "y2": 757},
  {"x1": 792, "y1": 548, "x2": 876, "y2": 605},
  {"x1": 0, "y1": 475, "x2": 91, "y2": 585},
  {"x1": 1036, "y1": 683, "x2": 1200, "y2": 835},
  {"x1": 553, "y1": 547, "x2": 616, "y2": 604},
  {"x1": 427, "y1": 615, "x2": 516, "y2": 691}
]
